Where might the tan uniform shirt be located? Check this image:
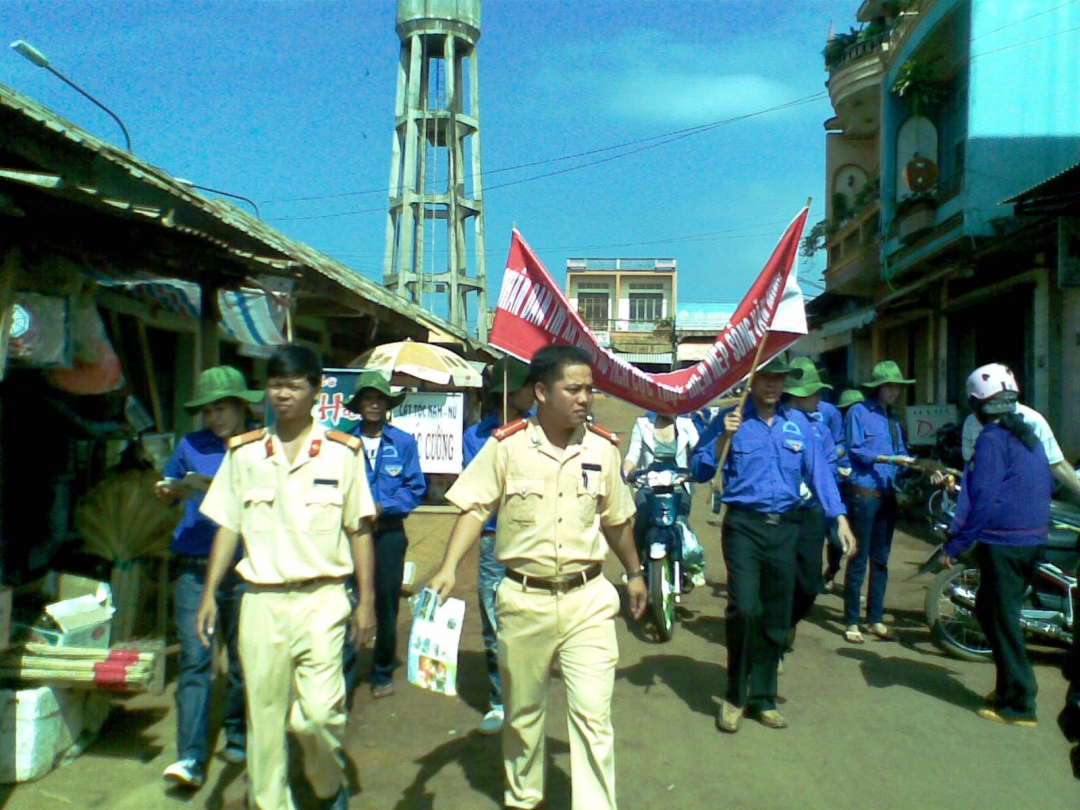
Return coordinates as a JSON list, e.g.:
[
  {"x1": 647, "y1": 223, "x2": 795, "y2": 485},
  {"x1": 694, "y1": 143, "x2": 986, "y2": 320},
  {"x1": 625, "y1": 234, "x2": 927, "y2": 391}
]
[
  {"x1": 200, "y1": 424, "x2": 376, "y2": 585},
  {"x1": 445, "y1": 417, "x2": 635, "y2": 577}
]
